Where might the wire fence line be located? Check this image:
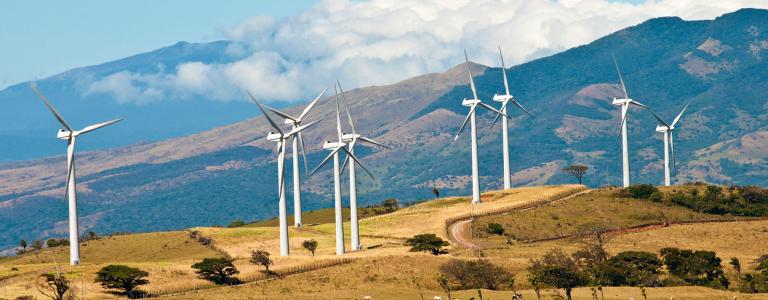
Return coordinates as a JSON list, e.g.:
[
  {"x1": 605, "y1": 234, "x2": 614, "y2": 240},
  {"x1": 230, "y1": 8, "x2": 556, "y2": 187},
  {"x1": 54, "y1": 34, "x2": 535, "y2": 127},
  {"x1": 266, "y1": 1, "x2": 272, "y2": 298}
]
[
  {"x1": 141, "y1": 257, "x2": 358, "y2": 298},
  {"x1": 444, "y1": 186, "x2": 589, "y2": 238}
]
